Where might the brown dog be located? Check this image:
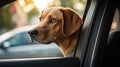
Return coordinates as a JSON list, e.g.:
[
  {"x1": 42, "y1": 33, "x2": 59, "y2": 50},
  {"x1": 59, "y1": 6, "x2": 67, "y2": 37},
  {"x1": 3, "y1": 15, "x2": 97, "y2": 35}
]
[{"x1": 28, "y1": 7, "x2": 83, "y2": 57}]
